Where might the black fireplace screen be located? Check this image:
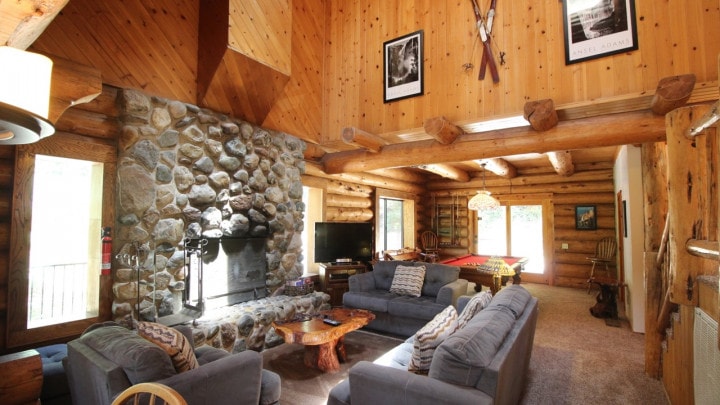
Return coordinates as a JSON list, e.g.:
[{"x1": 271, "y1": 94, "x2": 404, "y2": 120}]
[{"x1": 184, "y1": 237, "x2": 267, "y2": 312}]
